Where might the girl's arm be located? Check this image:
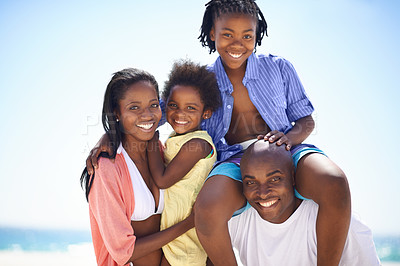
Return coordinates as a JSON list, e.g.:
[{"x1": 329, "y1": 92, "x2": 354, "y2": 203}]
[
  {"x1": 91, "y1": 158, "x2": 195, "y2": 265},
  {"x1": 147, "y1": 133, "x2": 212, "y2": 189},
  {"x1": 126, "y1": 212, "x2": 194, "y2": 263}
]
